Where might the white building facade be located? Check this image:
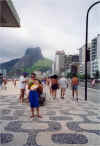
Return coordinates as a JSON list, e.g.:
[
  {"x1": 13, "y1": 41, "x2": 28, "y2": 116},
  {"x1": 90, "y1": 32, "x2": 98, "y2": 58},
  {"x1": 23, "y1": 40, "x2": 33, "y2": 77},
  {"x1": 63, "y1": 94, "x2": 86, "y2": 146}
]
[
  {"x1": 91, "y1": 34, "x2": 100, "y2": 78},
  {"x1": 54, "y1": 50, "x2": 65, "y2": 74},
  {"x1": 52, "y1": 62, "x2": 55, "y2": 74},
  {"x1": 79, "y1": 44, "x2": 91, "y2": 75}
]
